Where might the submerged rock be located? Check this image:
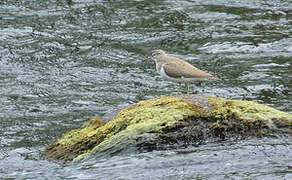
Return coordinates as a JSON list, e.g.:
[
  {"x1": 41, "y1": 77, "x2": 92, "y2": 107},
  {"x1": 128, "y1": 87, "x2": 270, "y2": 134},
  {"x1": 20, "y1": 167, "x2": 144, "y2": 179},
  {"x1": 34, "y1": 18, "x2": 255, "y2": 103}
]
[{"x1": 43, "y1": 95, "x2": 292, "y2": 163}]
